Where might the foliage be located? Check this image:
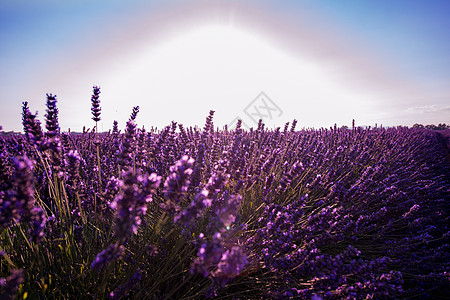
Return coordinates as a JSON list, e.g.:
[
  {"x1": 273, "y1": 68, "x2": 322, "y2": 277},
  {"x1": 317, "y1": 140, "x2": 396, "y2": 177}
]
[{"x1": 0, "y1": 89, "x2": 449, "y2": 299}]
